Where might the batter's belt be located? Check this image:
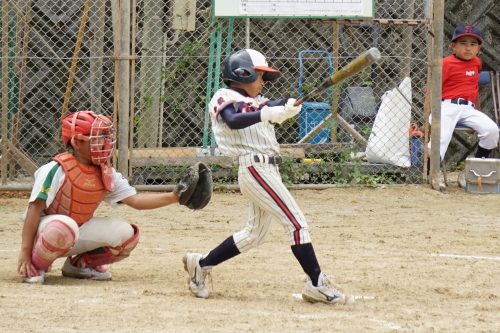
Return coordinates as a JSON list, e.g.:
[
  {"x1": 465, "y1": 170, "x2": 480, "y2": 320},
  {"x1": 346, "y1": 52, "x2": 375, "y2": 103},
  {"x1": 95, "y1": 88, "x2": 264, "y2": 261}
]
[{"x1": 239, "y1": 154, "x2": 282, "y2": 167}]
